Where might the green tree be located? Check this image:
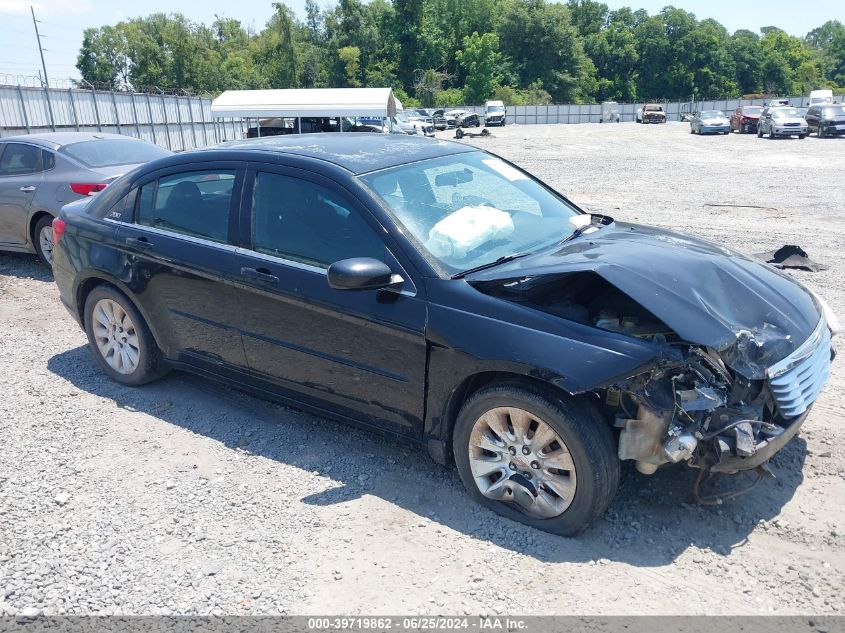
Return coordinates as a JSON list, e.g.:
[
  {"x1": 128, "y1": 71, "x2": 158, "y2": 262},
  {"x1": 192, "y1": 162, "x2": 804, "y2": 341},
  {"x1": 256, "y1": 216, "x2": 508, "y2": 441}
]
[
  {"x1": 338, "y1": 46, "x2": 363, "y2": 86},
  {"x1": 76, "y1": 25, "x2": 131, "y2": 88},
  {"x1": 807, "y1": 20, "x2": 845, "y2": 85},
  {"x1": 455, "y1": 32, "x2": 502, "y2": 103},
  {"x1": 498, "y1": 0, "x2": 590, "y2": 102},
  {"x1": 730, "y1": 30, "x2": 763, "y2": 95}
]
